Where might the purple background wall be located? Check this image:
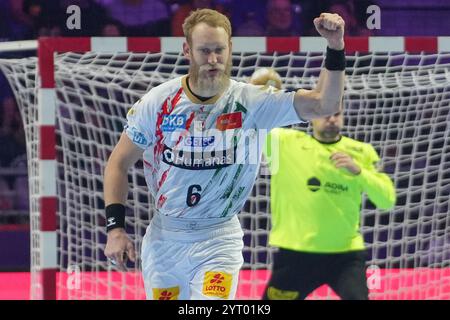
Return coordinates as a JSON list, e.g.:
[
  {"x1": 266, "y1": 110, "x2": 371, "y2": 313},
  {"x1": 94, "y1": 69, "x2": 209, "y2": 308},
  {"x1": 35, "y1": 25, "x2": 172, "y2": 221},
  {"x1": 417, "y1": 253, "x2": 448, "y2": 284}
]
[{"x1": 0, "y1": 227, "x2": 30, "y2": 271}]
